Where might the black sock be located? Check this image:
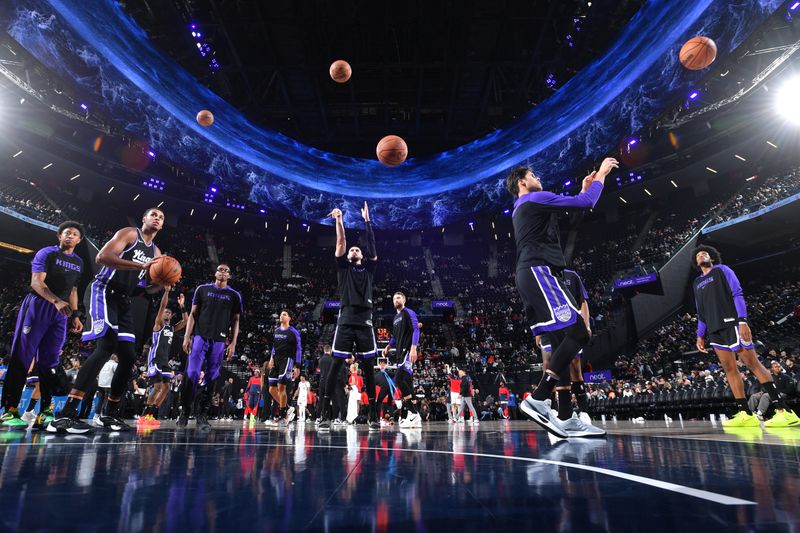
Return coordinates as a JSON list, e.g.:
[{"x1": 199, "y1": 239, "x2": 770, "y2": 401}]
[
  {"x1": 104, "y1": 399, "x2": 121, "y2": 417},
  {"x1": 26, "y1": 398, "x2": 38, "y2": 413},
  {"x1": 59, "y1": 396, "x2": 81, "y2": 417},
  {"x1": 404, "y1": 399, "x2": 417, "y2": 414},
  {"x1": 557, "y1": 389, "x2": 573, "y2": 420},
  {"x1": 572, "y1": 381, "x2": 588, "y2": 413},
  {"x1": 533, "y1": 373, "x2": 560, "y2": 401},
  {"x1": 736, "y1": 398, "x2": 752, "y2": 415},
  {"x1": 760, "y1": 381, "x2": 786, "y2": 410}
]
